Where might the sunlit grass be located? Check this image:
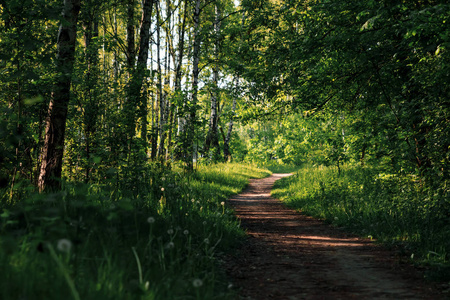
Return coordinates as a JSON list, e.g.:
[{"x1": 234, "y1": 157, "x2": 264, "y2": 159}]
[
  {"x1": 272, "y1": 164, "x2": 450, "y2": 280},
  {"x1": 0, "y1": 162, "x2": 271, "y2": 299},
  {"x1": 257, "y1": 161, "x2": 300, "y2": 173}
]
